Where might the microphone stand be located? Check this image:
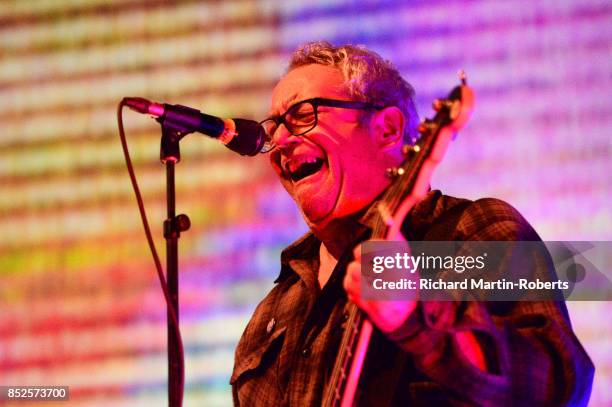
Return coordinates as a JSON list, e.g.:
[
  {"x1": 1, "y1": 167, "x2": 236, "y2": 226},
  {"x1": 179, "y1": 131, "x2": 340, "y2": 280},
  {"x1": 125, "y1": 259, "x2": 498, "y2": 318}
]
[{"x1": 159, "y1": 121, "x2": 191, "y2": 407}]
